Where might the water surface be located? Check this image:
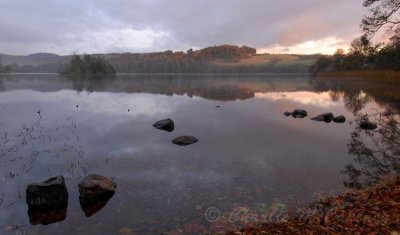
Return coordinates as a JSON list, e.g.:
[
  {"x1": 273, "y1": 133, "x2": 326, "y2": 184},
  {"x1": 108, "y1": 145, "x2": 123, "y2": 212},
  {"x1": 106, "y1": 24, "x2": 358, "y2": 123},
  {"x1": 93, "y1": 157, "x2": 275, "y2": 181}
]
[{"x1": 0, "y1": 74, "x2": 399, "y2": 234}]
